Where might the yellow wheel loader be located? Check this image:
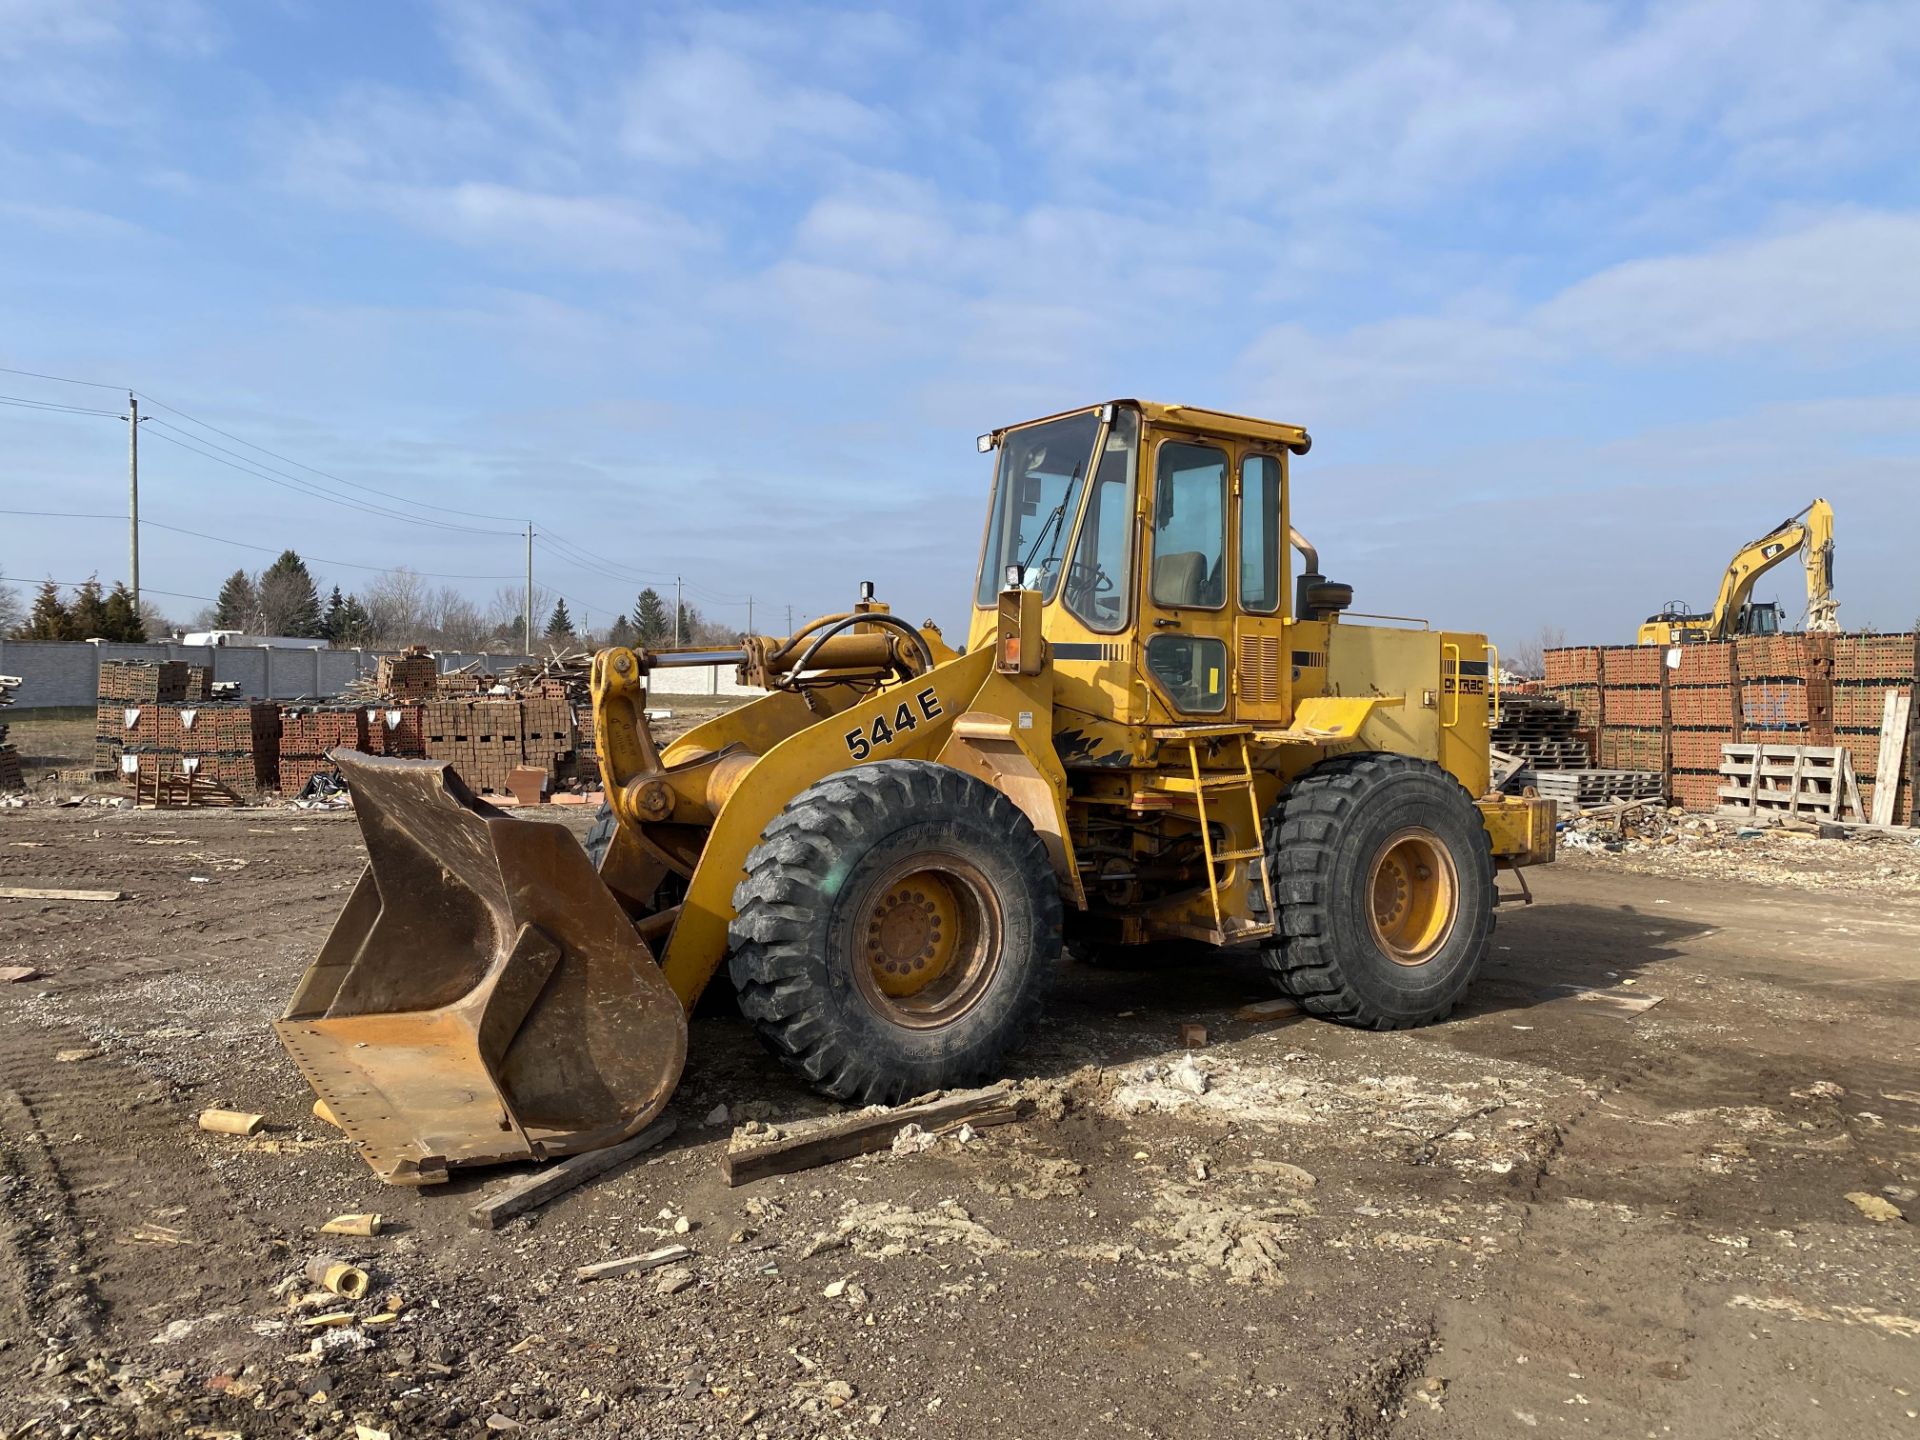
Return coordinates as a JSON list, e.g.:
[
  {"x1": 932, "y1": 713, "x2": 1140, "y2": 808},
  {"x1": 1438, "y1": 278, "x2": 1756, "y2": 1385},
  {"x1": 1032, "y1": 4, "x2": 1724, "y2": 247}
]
[{"x1": 278, "y1": 400, "x2": 1557, "y2": 1185}]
